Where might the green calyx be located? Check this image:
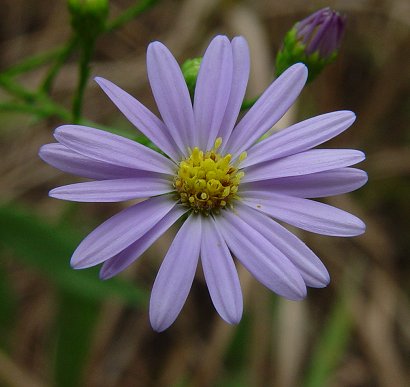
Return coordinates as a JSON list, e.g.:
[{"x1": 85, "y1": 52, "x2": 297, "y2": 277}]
[{"x1": 275, "y1": 28, "x2": 338, "y2": 83}]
